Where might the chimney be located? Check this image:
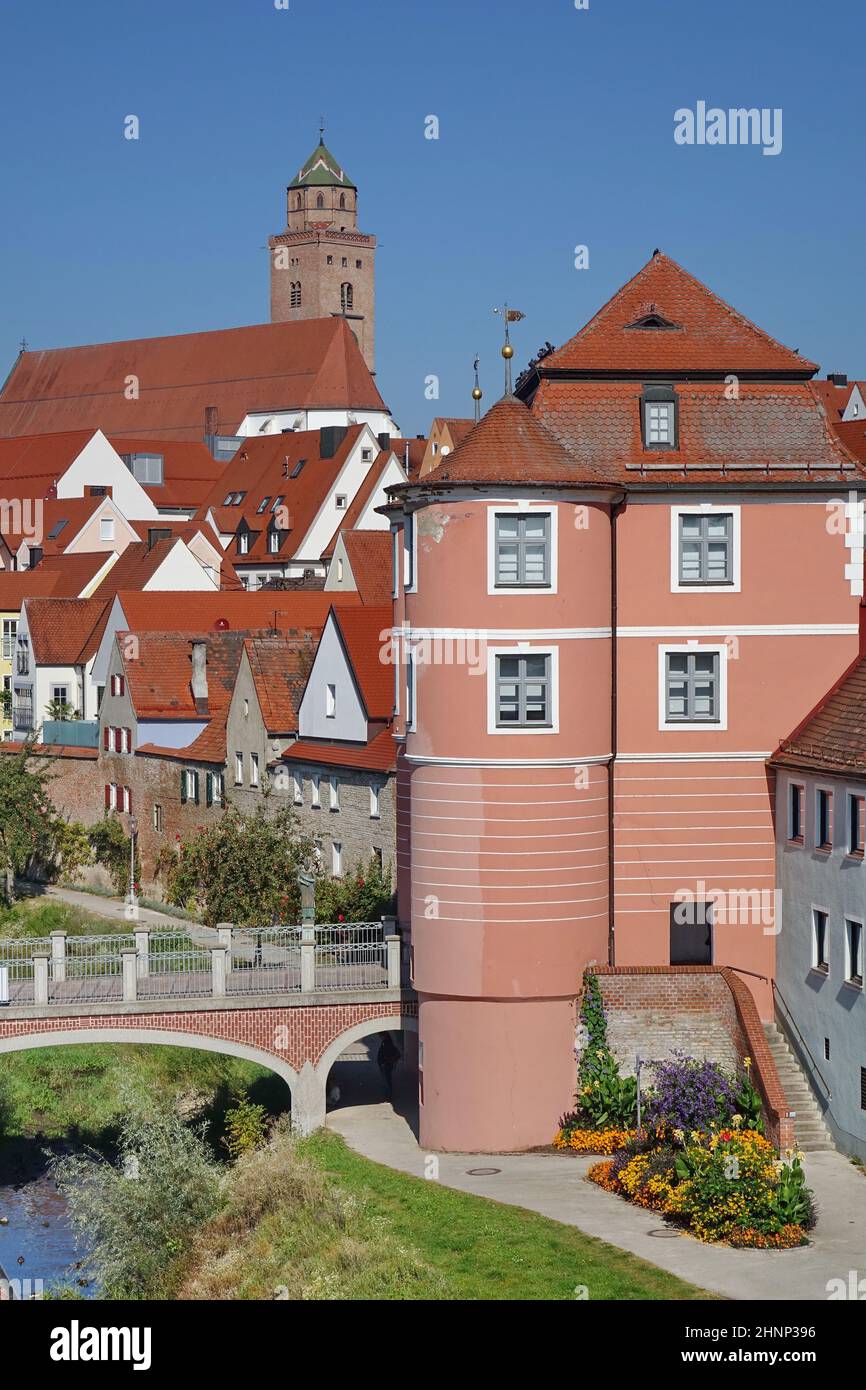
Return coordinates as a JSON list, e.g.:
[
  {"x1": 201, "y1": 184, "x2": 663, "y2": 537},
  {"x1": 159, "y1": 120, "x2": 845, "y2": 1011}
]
[
  {"x1": 190, "y1": 641, "x2": 208, "y2": 711},
  {"x1": 377, "y1": 431, "x2": 391, "y2": 452},
  {"x1": 28, "y1": 545, "x2": 43, "y2": 568},
  {"x1": 319, "y1": 424, "x2": 348, "y2": 459},
  {"x1": 827, "y1": 373, "x2": 849, "y2": 387},
  {"x1": 204, "y1": 405, "x2": 219, "y2": 437}
]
